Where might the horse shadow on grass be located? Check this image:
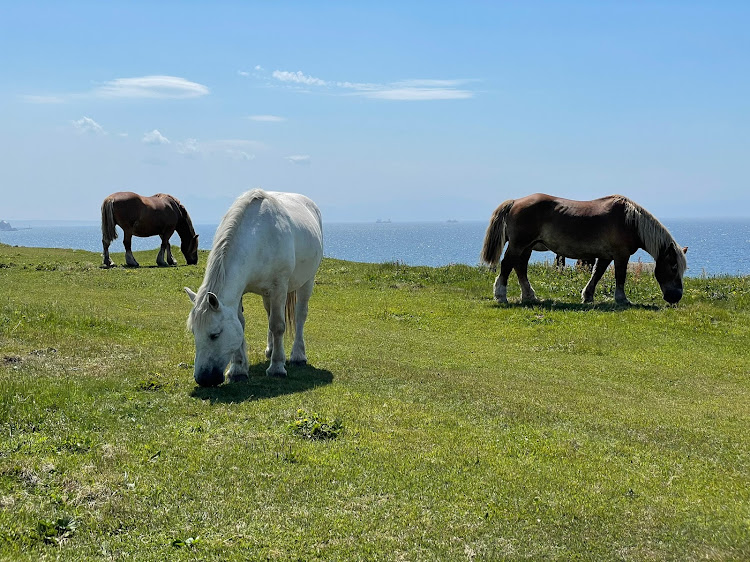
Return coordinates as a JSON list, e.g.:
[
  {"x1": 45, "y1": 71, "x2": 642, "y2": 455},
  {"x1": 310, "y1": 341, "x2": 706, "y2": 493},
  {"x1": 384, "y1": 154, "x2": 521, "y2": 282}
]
[
  {"x1": 491, "y1": 298, "x2": 661, "y2": 312},
  {"x1": 189, "y1": 362, "x2": 334, "y2": 404}
]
